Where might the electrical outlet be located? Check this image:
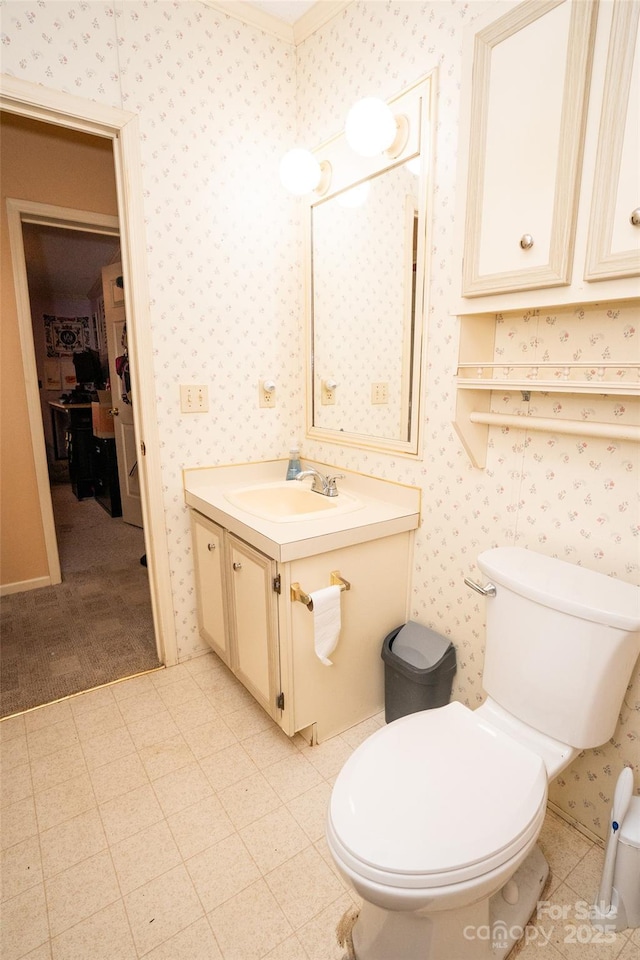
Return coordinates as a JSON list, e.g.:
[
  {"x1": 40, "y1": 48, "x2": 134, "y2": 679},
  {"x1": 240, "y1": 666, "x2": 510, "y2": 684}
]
[
  {"x1": 259, "y1": 380, "x2": 276, "y2": 408},
  {"x1": 180, "y1": 384, "x2": 209, "y2": 412},
  {"x1": 371, "y1": 381, "x2": 389, "y2": 404},
  {"x1": 321, "y1": 380, "x2": 336, "y2": 405}
]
